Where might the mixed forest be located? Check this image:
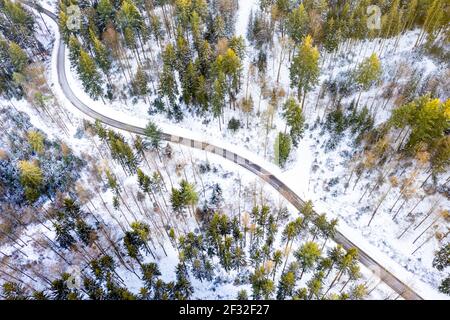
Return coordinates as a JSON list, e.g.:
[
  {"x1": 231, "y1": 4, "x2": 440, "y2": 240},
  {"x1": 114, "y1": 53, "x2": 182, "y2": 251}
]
[{"x1": 0, "y1": 0, "x2": 449, "y2": 299}]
